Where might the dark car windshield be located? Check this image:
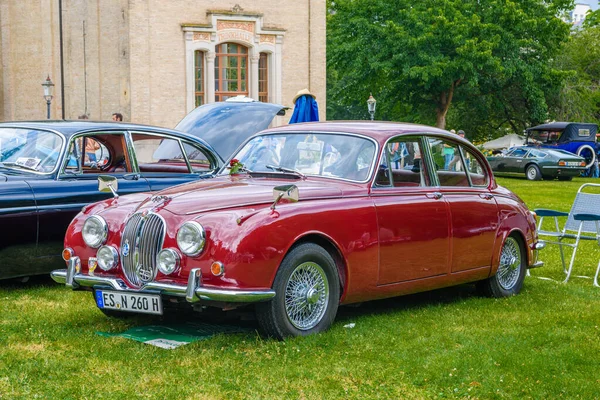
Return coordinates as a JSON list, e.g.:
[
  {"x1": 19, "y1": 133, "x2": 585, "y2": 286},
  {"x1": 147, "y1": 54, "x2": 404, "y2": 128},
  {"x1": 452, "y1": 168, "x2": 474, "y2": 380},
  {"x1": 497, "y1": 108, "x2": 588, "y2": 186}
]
[
  {"x1": 0, "y1": 128, "x2": 63, "y2": 173},
  {"x1": 225, "y1": 132, "x2": 376, "y2": 182}
]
